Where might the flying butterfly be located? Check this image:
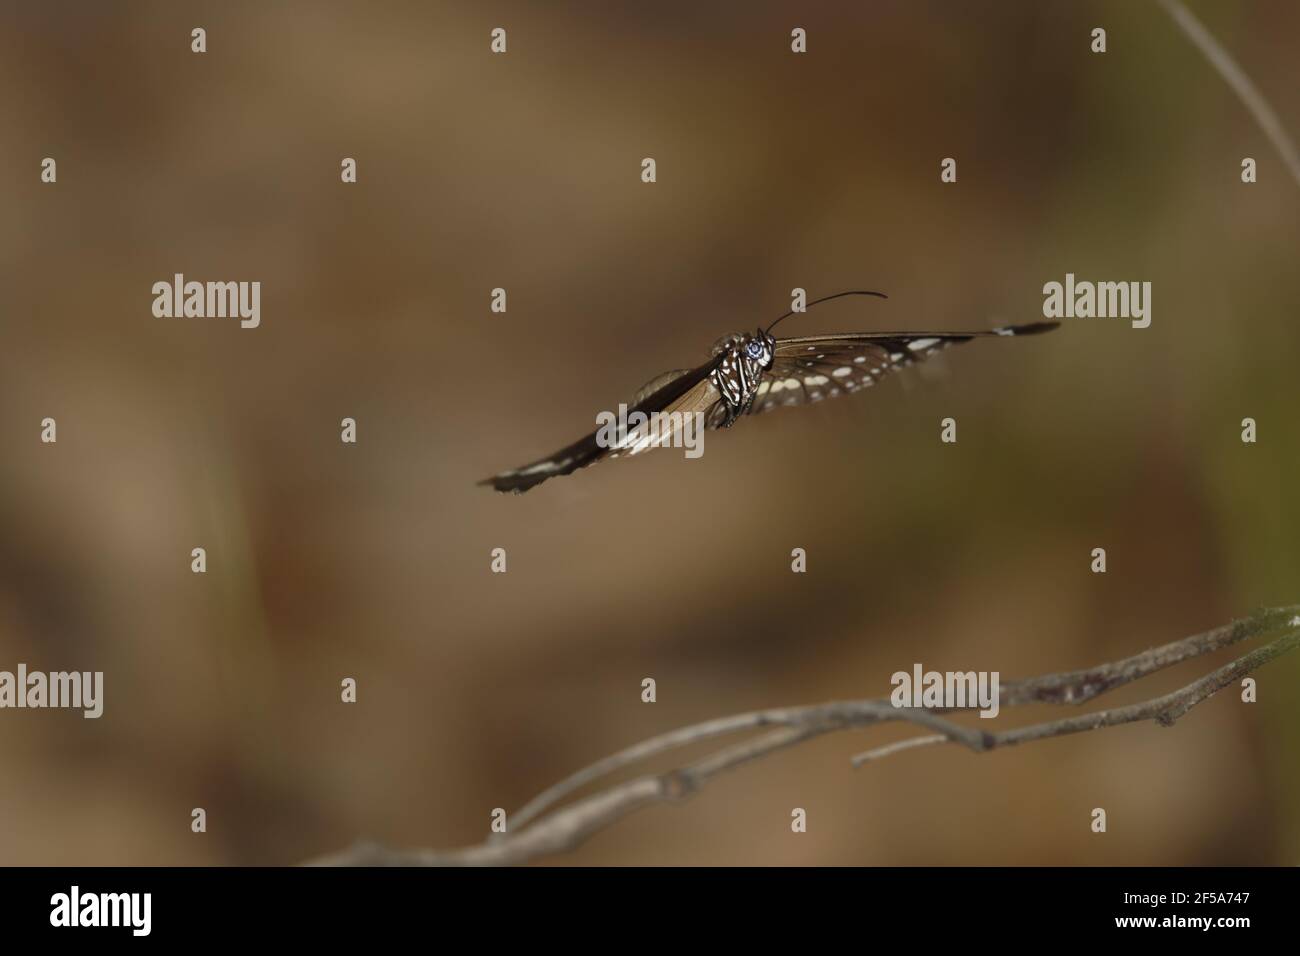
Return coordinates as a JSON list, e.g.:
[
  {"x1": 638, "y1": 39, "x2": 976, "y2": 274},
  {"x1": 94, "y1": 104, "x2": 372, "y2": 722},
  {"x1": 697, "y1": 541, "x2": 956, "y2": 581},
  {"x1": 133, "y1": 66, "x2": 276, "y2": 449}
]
[{"x1": 480, "y1": 291, "x2": 1058, "y2": 493}]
